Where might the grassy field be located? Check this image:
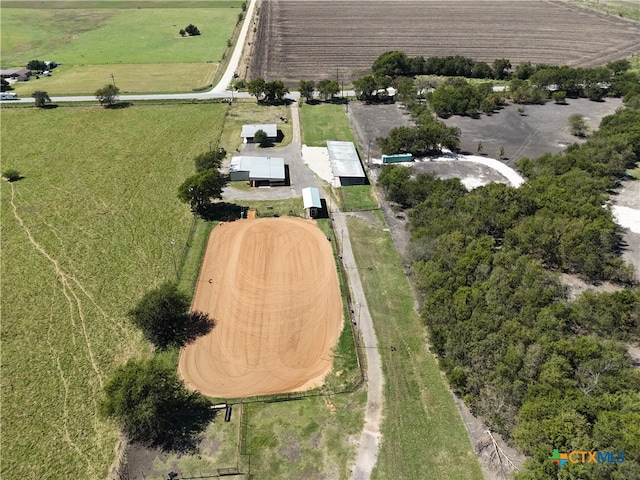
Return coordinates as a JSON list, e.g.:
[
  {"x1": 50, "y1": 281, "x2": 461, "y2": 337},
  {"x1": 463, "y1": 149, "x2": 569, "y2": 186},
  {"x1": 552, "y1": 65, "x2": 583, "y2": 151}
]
[
  {"x1": 567, "y1": 0, "x2": 640, "y2": 21},
  {"x1": 299, "y1": 102, "x2": 356, "y2": 147},
  {"x1": 245, "y1": 390, "x2": 366, "y2": 479},
  {"x1": 1, "y1": 2, "x2": 242, "y2": 92},
  {"x1": 0, "y1": 103, "x2": 229, "y2": 480},
  {"x1": 347, "y1": 213, "x2": 483, "y2": 480},
  {"x1": 339, "y1": 185, "x2": 380, "y2": 212},
  {"x1": 219, "y1": 100, "x2": 293, "y2": 154},
  {"x1": 10, "y1": 63, "x2": 217, "y2": 96}
]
